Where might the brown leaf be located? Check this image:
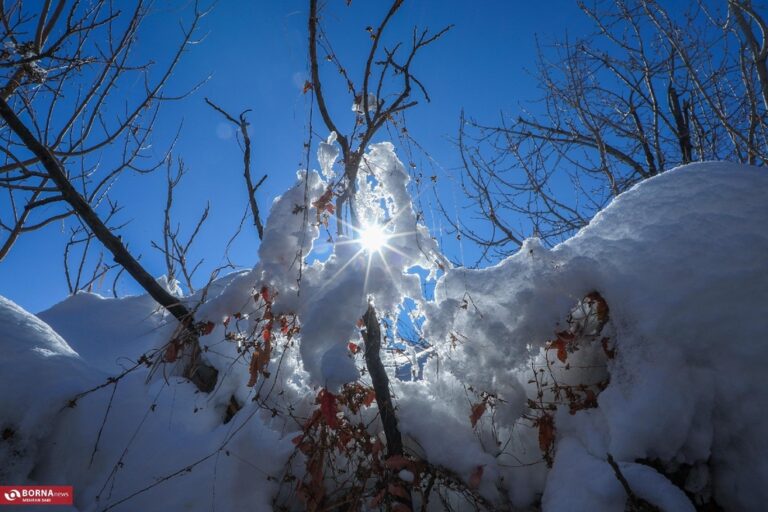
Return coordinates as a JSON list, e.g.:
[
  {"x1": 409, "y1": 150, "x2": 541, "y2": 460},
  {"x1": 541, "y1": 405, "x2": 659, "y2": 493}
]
[
  {"x1": 302, "y1": 80, "x2": 313, "y2": 94},
  {"x1": 247, "y1": 344, "x2": 271, "y2": 387},
  {"x1": 384, "y1": 454, "x2": 410, "y2": 471},
  {"x1": 586, "y1": 291, "x2": 609, "y2": 323},
  {"x1": 363, "y1": 388, "x2": 376, "y2": 407},
  {"x1": 387, "y1": 482, "x2": 410, "y2": 500},
  {"x1": 537, "y1": 413, "x2": 555, "y2": 453},
  {"x1": 311, "y1": 186, "x2": 334, "y2": 216},
  {"x1": 198, "y1": 321, "x2": 215, "y2": 335},
  {"x1": 246, "y1": 352, "x2": 259, "y2": 387},
  {"x1": 337, "y1": 428, "x2": 352, "y2": 449},
  {"x1": 318, "y1": 389, "x2": 340, "y2": 428},
  {"x1": 470, "y1": 402, "x2": 487, "y2": 427},
  {"x1": 550, "y1": 338, "x2": 568, "y2": 363},
  {"x1": 260, "y1": 286, "x2": 271, "y2": 303},
  {"x1": 369, "y1": 489, "x2": 385, "y2": 508},
  {"x1": 280, "y1": 317, "x2": 289, "y2": 334},
  {"x1": 297, "y1": 441, "x2": 313, "y2": 455},
  {"x1": 164, "y1": 342, "x2": 178, "y2": 363},
  {"x1": 584, "y1": 389, "x2": 597, "y2": 408}
]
